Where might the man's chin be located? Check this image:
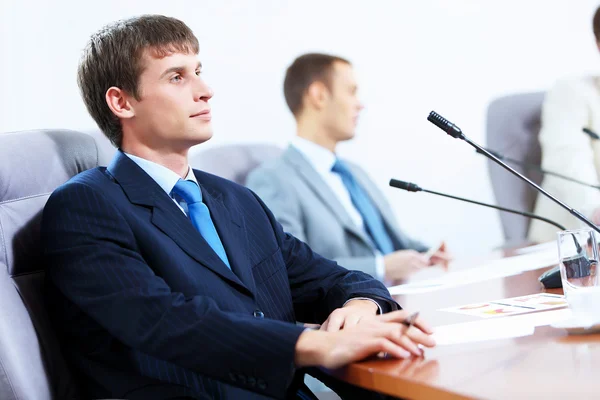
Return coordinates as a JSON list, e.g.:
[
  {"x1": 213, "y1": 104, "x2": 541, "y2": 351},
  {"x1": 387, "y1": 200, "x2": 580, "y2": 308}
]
[
  {"x1": 338, "y1": 131, "x2": 356, "y2": 142},
  {"x1": 190, "y1": 130, "x2": 214, "y2": 145}
]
